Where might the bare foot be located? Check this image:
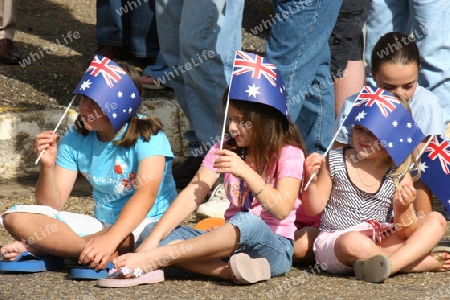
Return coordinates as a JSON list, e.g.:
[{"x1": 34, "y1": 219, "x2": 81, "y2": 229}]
[
  {"x1": 113, "y1": 250, "x2": 163, "y2": 275},
  {"x1": 1, "y1": 241, "x2": 28, "y2": 261}
]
